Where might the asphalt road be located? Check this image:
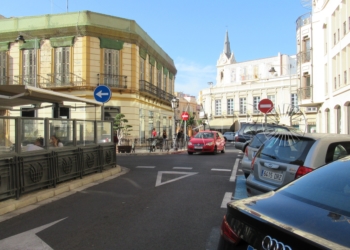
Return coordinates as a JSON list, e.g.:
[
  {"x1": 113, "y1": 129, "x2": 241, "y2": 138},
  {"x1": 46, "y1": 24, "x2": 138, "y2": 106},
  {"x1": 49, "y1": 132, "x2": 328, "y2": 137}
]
[{"x1": 0, "y1": 142, "x2": 245, "y2": 250}]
